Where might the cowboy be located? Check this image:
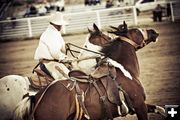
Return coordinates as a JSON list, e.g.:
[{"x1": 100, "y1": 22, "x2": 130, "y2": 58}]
[{"x1": 34, "y1": 12, "x2": 71, "y2": 80}]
